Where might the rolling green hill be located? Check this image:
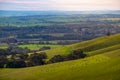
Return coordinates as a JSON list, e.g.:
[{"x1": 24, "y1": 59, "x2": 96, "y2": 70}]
[
  {"x1": 38, "y1": 33, "x2": 120, "y2": 58},
  {"x1": 0, "y1": 33, "x2": 120, "y2": 80},
  {"x1": 88, "y1": 44, "x2": 120, "y2": 56},
  {"x1": 0, "y1": 50, "x2": 120, "y2": 80}
]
